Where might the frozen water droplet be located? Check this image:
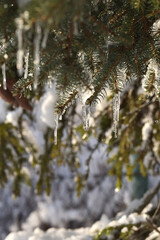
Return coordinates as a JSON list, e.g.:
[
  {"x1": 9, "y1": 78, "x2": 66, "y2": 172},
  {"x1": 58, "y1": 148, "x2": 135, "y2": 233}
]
[
  {"x1": 24, "y1": 49, "x2": 29, "y2": 79},
  {"x1": 1, "y1": 63, "x2": 7, "y2": 90},
  {"x1": 59, "y1": 114, "x2": 62, "y2": 120},
  {"x1": 34, "y1": 22, "x2": 41, "y2": 90},
  {"x1": 54, "y1": 113, "x2": 59, "y2": 145}
]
